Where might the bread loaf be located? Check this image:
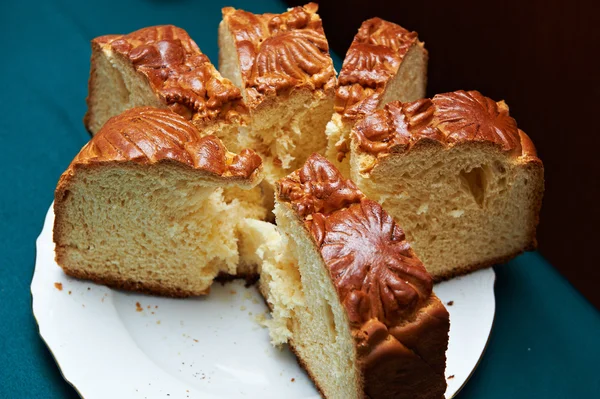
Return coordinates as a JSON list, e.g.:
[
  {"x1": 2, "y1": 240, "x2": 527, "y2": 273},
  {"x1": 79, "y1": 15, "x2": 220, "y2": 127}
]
[
  {"x1": 326, "y1": 18, "x2": 427, "y2": 177},
  {"x1": 84, "y1": 25, "x2": 246, "y2": 151},
  {"x1": 219, "y1": 3, "x2": 336, "y2": 186},
  {"x1": 350, "y1": 91, "x2": 544, "y2": 280},
  {"x1": 256, "y1": 153, "x2": 449, "y2": 399},
  {"x1": 54, "y1": 107, "x2": 262, "y2": 297}
]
